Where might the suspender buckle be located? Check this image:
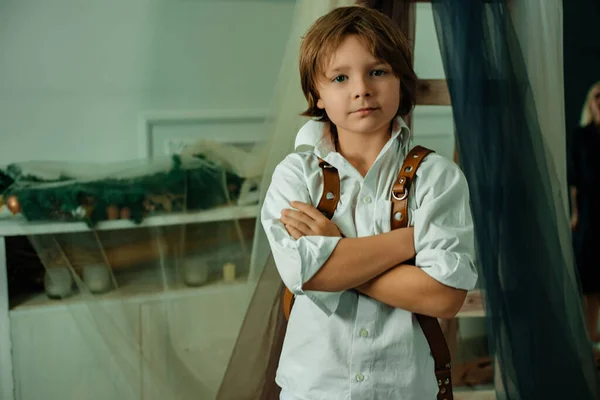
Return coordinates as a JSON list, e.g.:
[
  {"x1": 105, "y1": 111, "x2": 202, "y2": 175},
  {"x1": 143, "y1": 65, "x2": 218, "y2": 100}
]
[{"x1": 392, "y1": 189, "x2": 409, "y2": 201}]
